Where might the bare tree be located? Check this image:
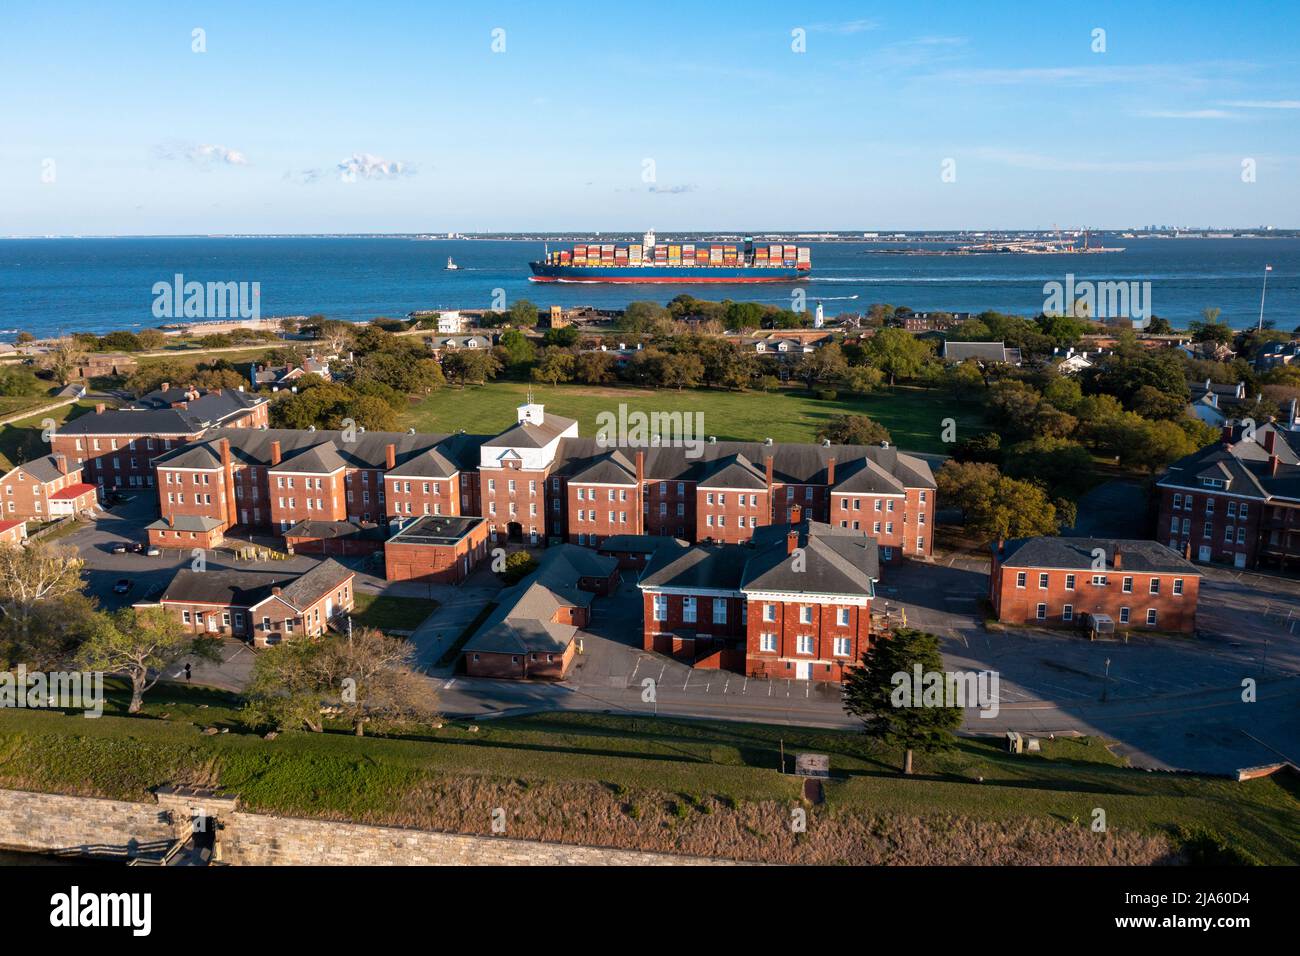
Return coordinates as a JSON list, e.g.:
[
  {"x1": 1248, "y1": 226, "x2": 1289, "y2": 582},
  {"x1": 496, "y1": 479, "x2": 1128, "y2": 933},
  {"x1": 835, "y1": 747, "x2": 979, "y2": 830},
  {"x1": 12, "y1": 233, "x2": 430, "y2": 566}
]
[{"x1": 40, "y1": 337, "x2": 87, "y2": 386}]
